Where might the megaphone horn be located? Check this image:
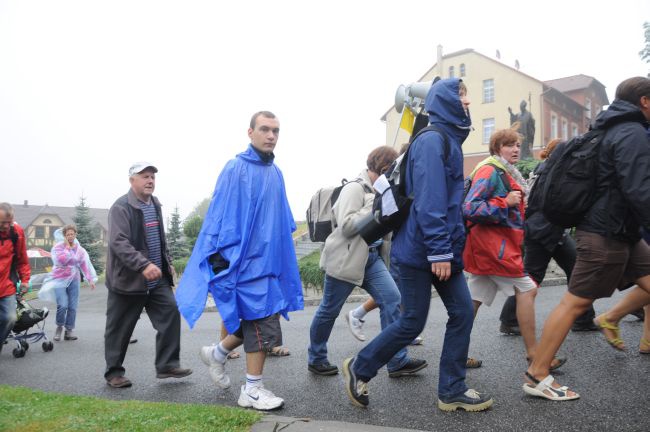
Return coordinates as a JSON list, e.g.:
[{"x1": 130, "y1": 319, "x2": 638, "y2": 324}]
[
  {"x1": 394, "y1": 81, "x2": 433, "y2": 113},
  {"x1": 394, "y1": 84, "x2": 407, "y2": 114}
]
